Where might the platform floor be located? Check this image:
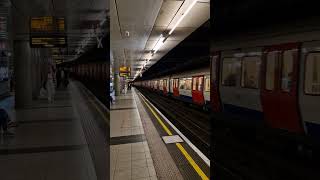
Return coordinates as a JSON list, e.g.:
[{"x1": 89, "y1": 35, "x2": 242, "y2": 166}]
[
  {"x1": 110, "y1": 88, "x2": 210, "y2": 180},
  {"x1": 0, "y1": 80, "x2": 108, "y2": 180},
  {"x1": 110, "y1": 90, "x2": 157, "y2": 180}
]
